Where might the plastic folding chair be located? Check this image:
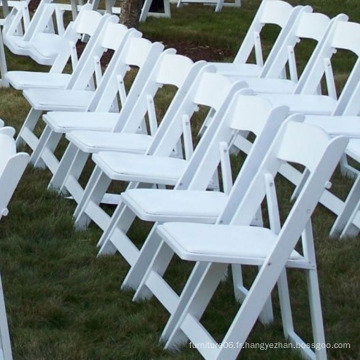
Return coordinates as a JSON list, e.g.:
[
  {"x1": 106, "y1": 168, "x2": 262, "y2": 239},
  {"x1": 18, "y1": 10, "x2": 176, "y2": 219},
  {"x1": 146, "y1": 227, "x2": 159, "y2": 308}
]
[
  {"x1": 2, "y1": 0, "x2": 69, "y2": 65},
  {"x1": 198, "y1": 9, "x2": 339, "y2": 145},
  {"x1": 134, "y1": 121, "x2": 347, "y2": 360},
  {"x1": 238, "y1": 9, "x2": 335, "y2": 94},
  {"x1": 209, "y1": 0, "x2": 305, "y2": 77},
  {"x1": 14, "y1": 16, "x2": 130, "y2": 150},
  {"x1": 5, "y1": 4, "x2": 106, "y2": 90},
  {"x1": 71, "y1": 68, "x2": 247, "y2": 233},
  {"x1": 27, "y1": 33, "x2": 165, "y2": 170},
  {"x1": 15, "y1": 24, "x2": 163, "y2": 158},
  {"x1": 100, "y1": 92, "x2": 292, "y2": 294},
  {"x1": 37, "y1": 52, "x2": 205, "y2": 203}
]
